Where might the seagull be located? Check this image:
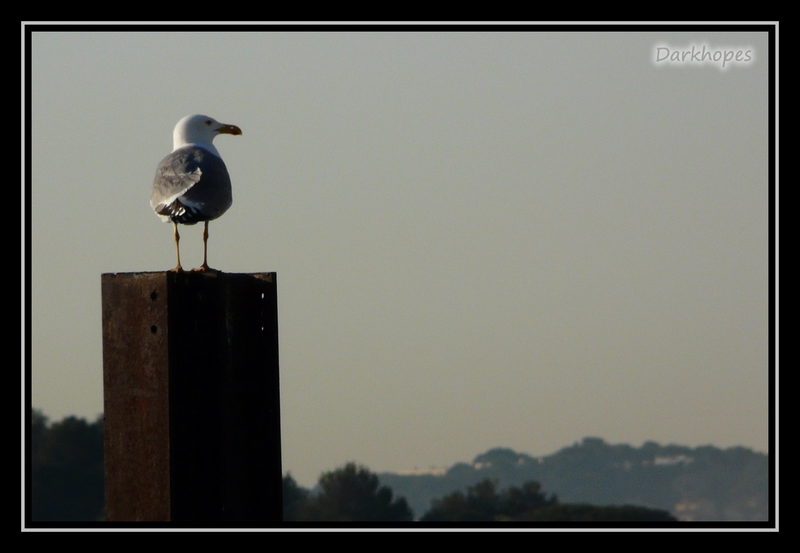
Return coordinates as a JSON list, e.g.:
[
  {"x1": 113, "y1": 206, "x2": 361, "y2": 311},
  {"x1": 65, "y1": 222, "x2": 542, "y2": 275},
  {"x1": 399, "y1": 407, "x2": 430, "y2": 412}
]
[{"x1": 150, "y1": 114, "x2": 242, "y2": 272}]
